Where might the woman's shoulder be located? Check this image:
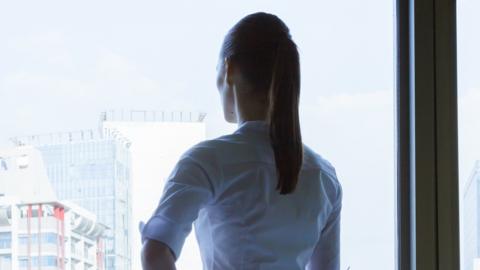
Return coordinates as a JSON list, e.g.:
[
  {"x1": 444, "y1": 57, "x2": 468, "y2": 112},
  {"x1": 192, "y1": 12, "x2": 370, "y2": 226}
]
[
  {"x1": 302, "y1": 145, "x2": 342, "y2": 203},
  {"x1": 183, "y1": 133, "x2": 240, "y2": 152},
  {"x1": 302, "y1": 145, "x2": 338, "y2": 181},
  {"x1": 179, "y1": 134, "x2": 244, "y2": 163}
]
